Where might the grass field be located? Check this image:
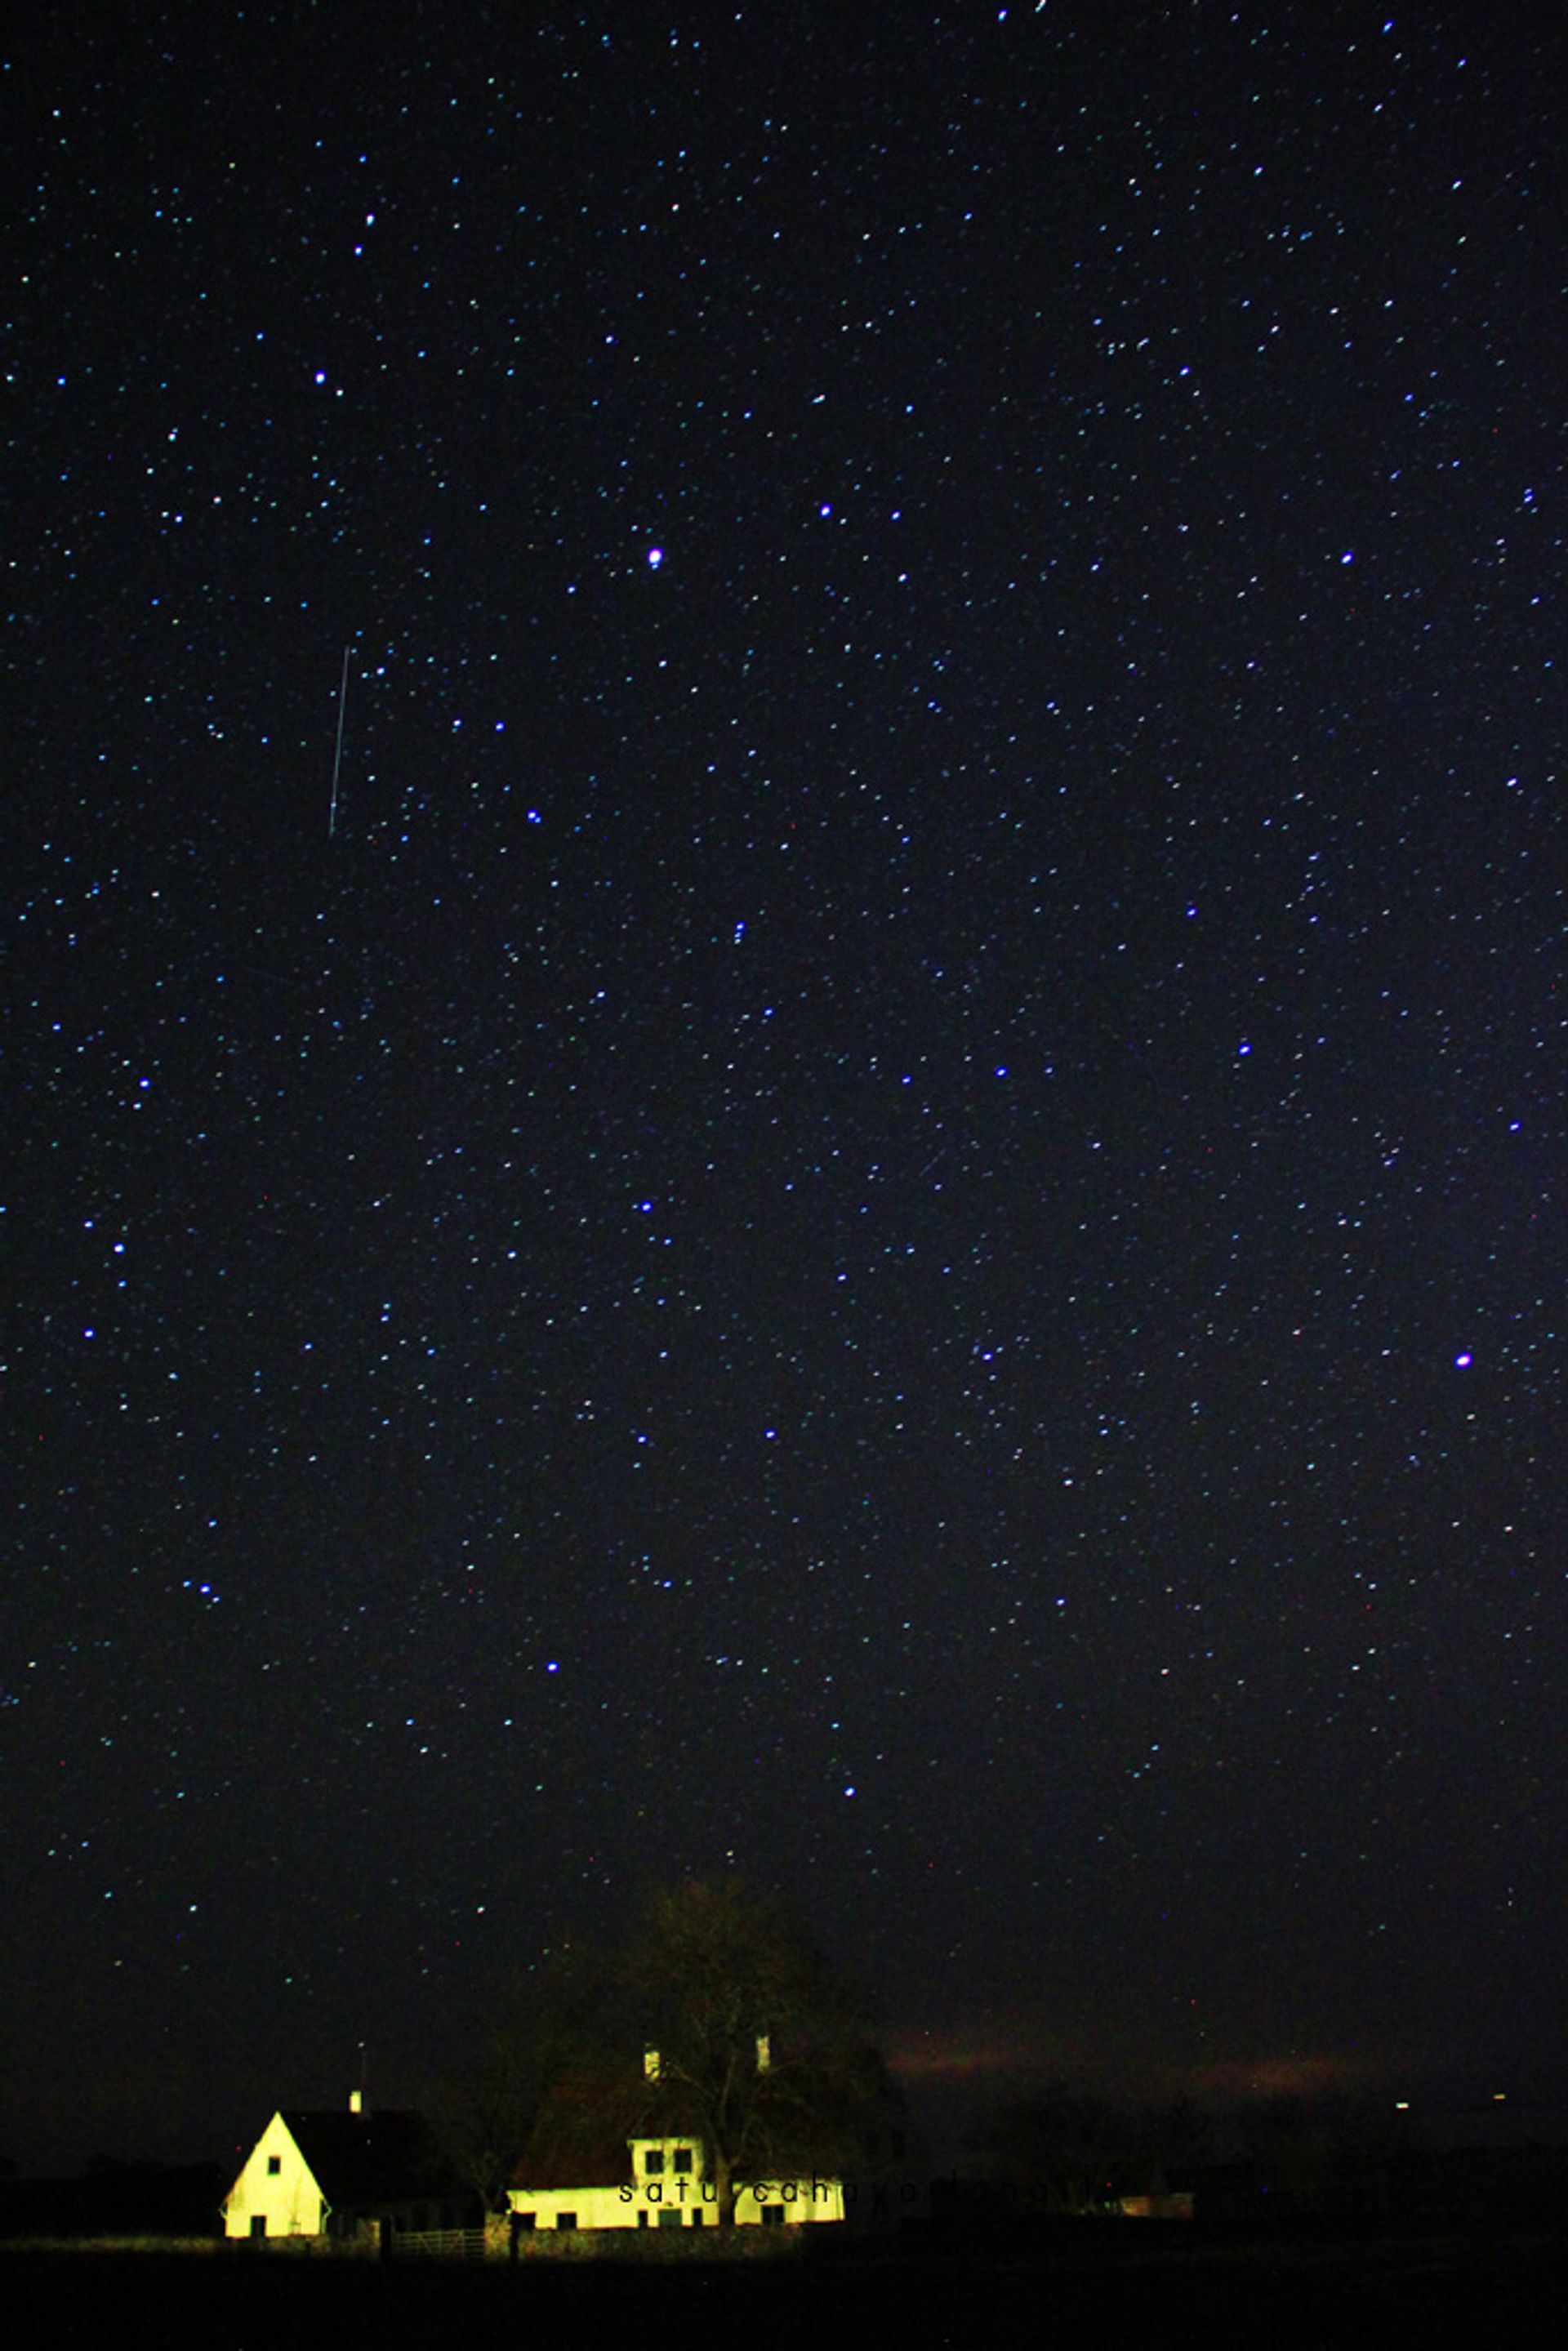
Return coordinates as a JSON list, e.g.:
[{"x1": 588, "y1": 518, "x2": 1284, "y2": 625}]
[{"x1": 3, "y1": 2226, "x2": 1564, "y2": 2349}]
